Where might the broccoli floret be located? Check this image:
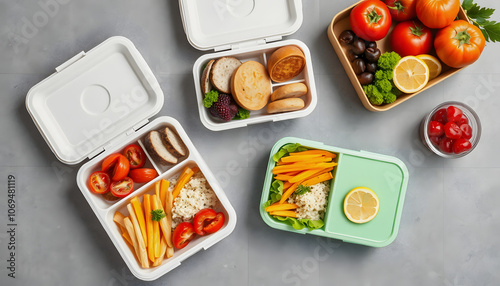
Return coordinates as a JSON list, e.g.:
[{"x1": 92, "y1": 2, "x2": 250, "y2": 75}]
[
  {"x1": 363, "y1": 85, "x2": 384, "y2": 105},
  {"x1": 234, "y1": 107, "x2": 250, "y2": 120},
  {"x1": 375, "y1": 69, "x2": 393, "y2": 81},
  {"x1": 383, "y1": 92, "x2": 397, "y2": 104},
  {"x1": 375, "y1": 78, "x2": 393, "y2": 93},
  {"x1": 202, "y1": 90, "x2": 219, "y2": 108},
  {"x1": 378, "y1": 51, "x2": 401, "y2": 71}
]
